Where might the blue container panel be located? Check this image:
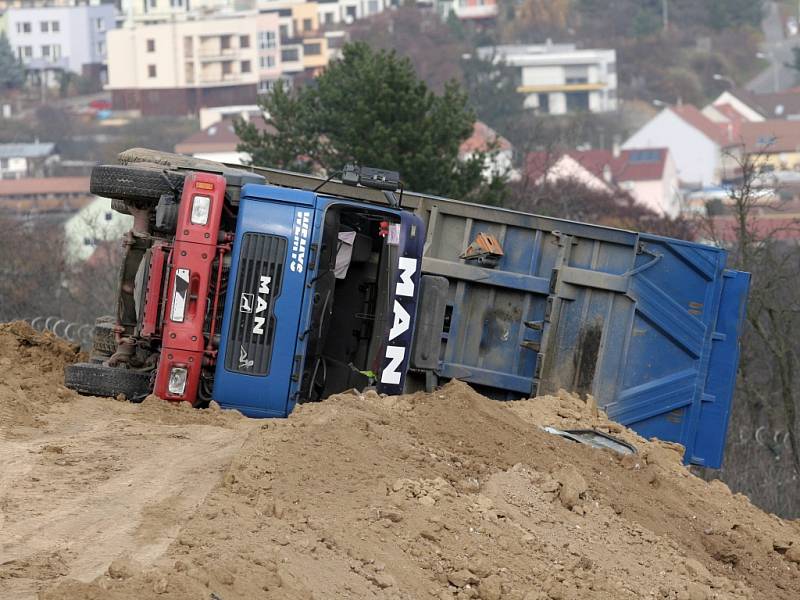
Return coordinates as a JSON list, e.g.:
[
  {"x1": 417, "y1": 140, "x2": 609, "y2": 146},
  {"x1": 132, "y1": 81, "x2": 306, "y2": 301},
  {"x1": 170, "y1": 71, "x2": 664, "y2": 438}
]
[{"x1": 412, "y1": 196, "x2": 748, "y2": 467}]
